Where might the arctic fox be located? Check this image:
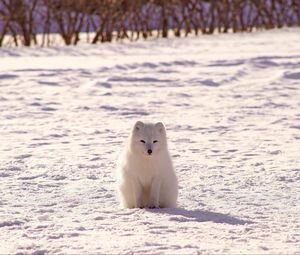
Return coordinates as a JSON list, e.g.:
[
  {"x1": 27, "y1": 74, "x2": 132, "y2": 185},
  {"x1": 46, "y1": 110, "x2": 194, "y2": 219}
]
[{"x1": 117, "y1": 121, "x2": 178, "y2": 209}]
